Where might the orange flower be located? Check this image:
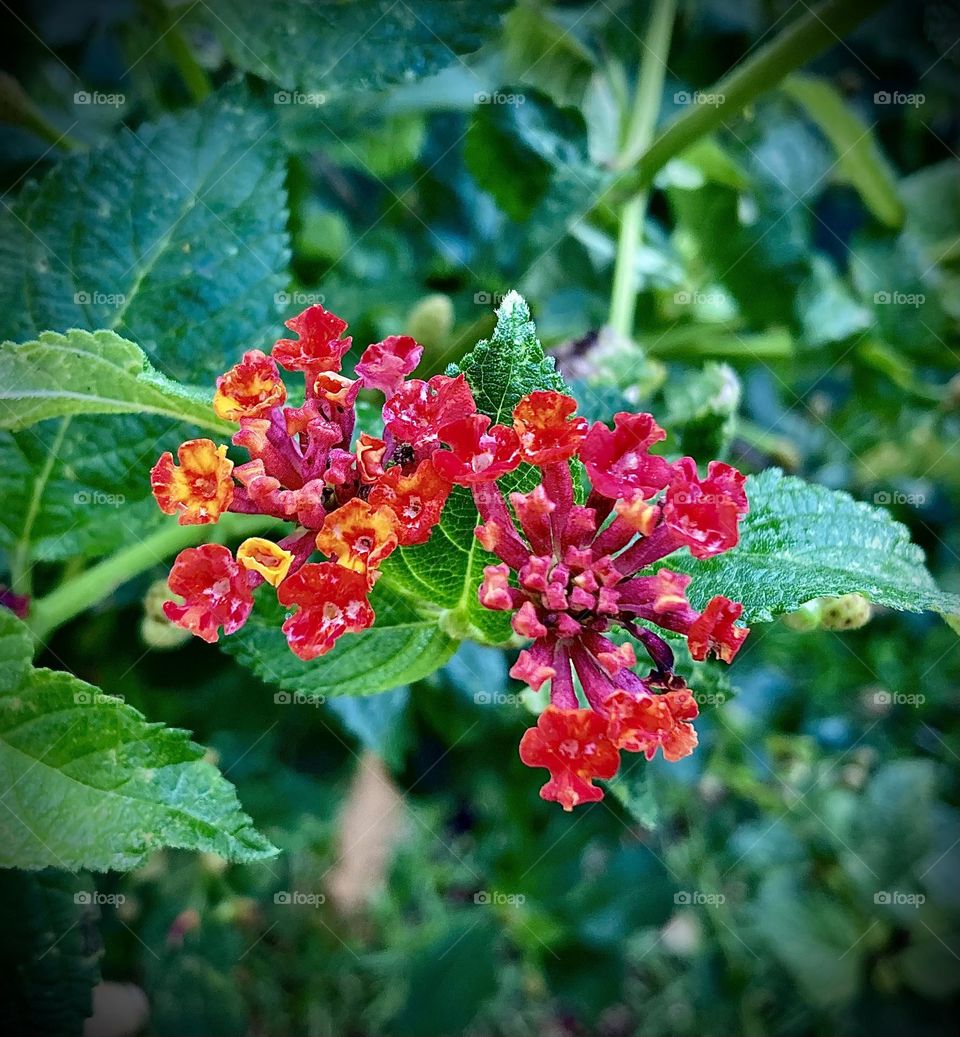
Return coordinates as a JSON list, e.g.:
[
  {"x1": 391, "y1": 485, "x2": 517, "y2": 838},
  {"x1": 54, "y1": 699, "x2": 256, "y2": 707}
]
[
  {"x1": 367, "y1": 458, "x2": 452, "y2": 545},
  {"x1": 605, "y1": 689, "x2": 699, "y2": 762},
  {"x1": 356, "y1": 433, "x2": 387, "y2": 484},
  {"x1": 213, "y1": 349, "x2": 286, "y2": 421},
  {"x1": 150, "y1": 439, "x2": 234, "y2": 525},
  {"x1": 315, "y1": 498, "x2": 399, "y2": 576},
  {"x1": 237, "y1": 537, "x2": 294, "y2": 587}
]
